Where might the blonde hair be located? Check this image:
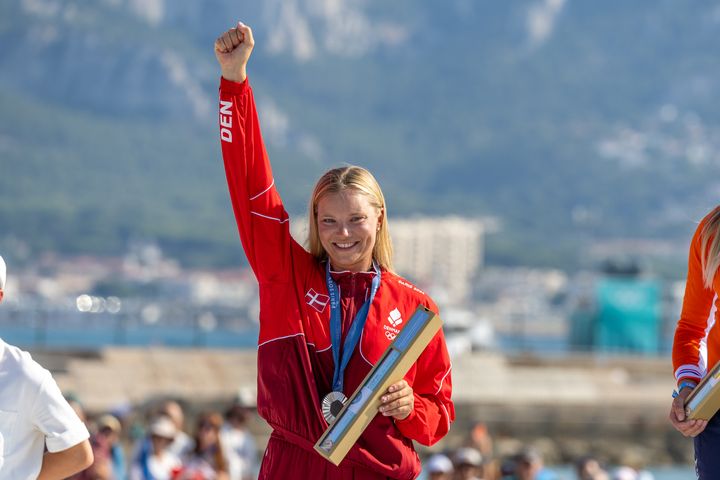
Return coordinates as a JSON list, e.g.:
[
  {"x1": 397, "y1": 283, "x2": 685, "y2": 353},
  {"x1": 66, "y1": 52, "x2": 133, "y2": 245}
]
[
  {"x1": 307, "y1": 166, "x2": 393, "y2": 271},
  {"x1": 701, "y1": 206, "x2": 720, "y2": 288}
]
